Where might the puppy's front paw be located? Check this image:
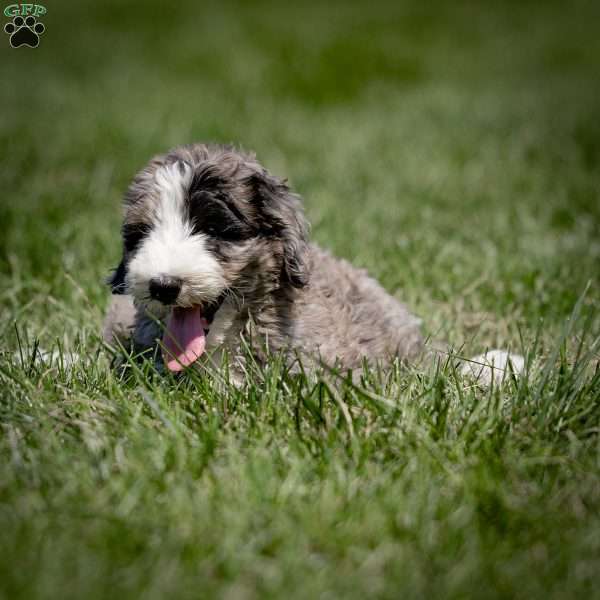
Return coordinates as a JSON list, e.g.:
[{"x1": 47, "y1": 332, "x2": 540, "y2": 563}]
[{"x1": 103, "y1": 294, "x2": 136, "y2": 346}]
